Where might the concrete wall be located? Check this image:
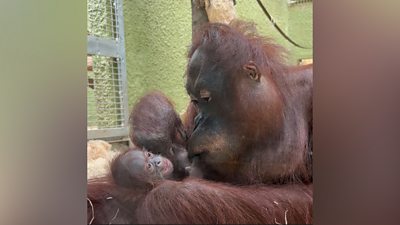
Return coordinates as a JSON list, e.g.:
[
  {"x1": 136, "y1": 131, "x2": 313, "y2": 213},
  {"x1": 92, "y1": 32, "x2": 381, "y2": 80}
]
[
  {"x1": 123, "y1": 0, "x2": 192, "y2": 113},
  {"x1": 123, "y1": 0, "x2": 312, "y2": 112}
]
